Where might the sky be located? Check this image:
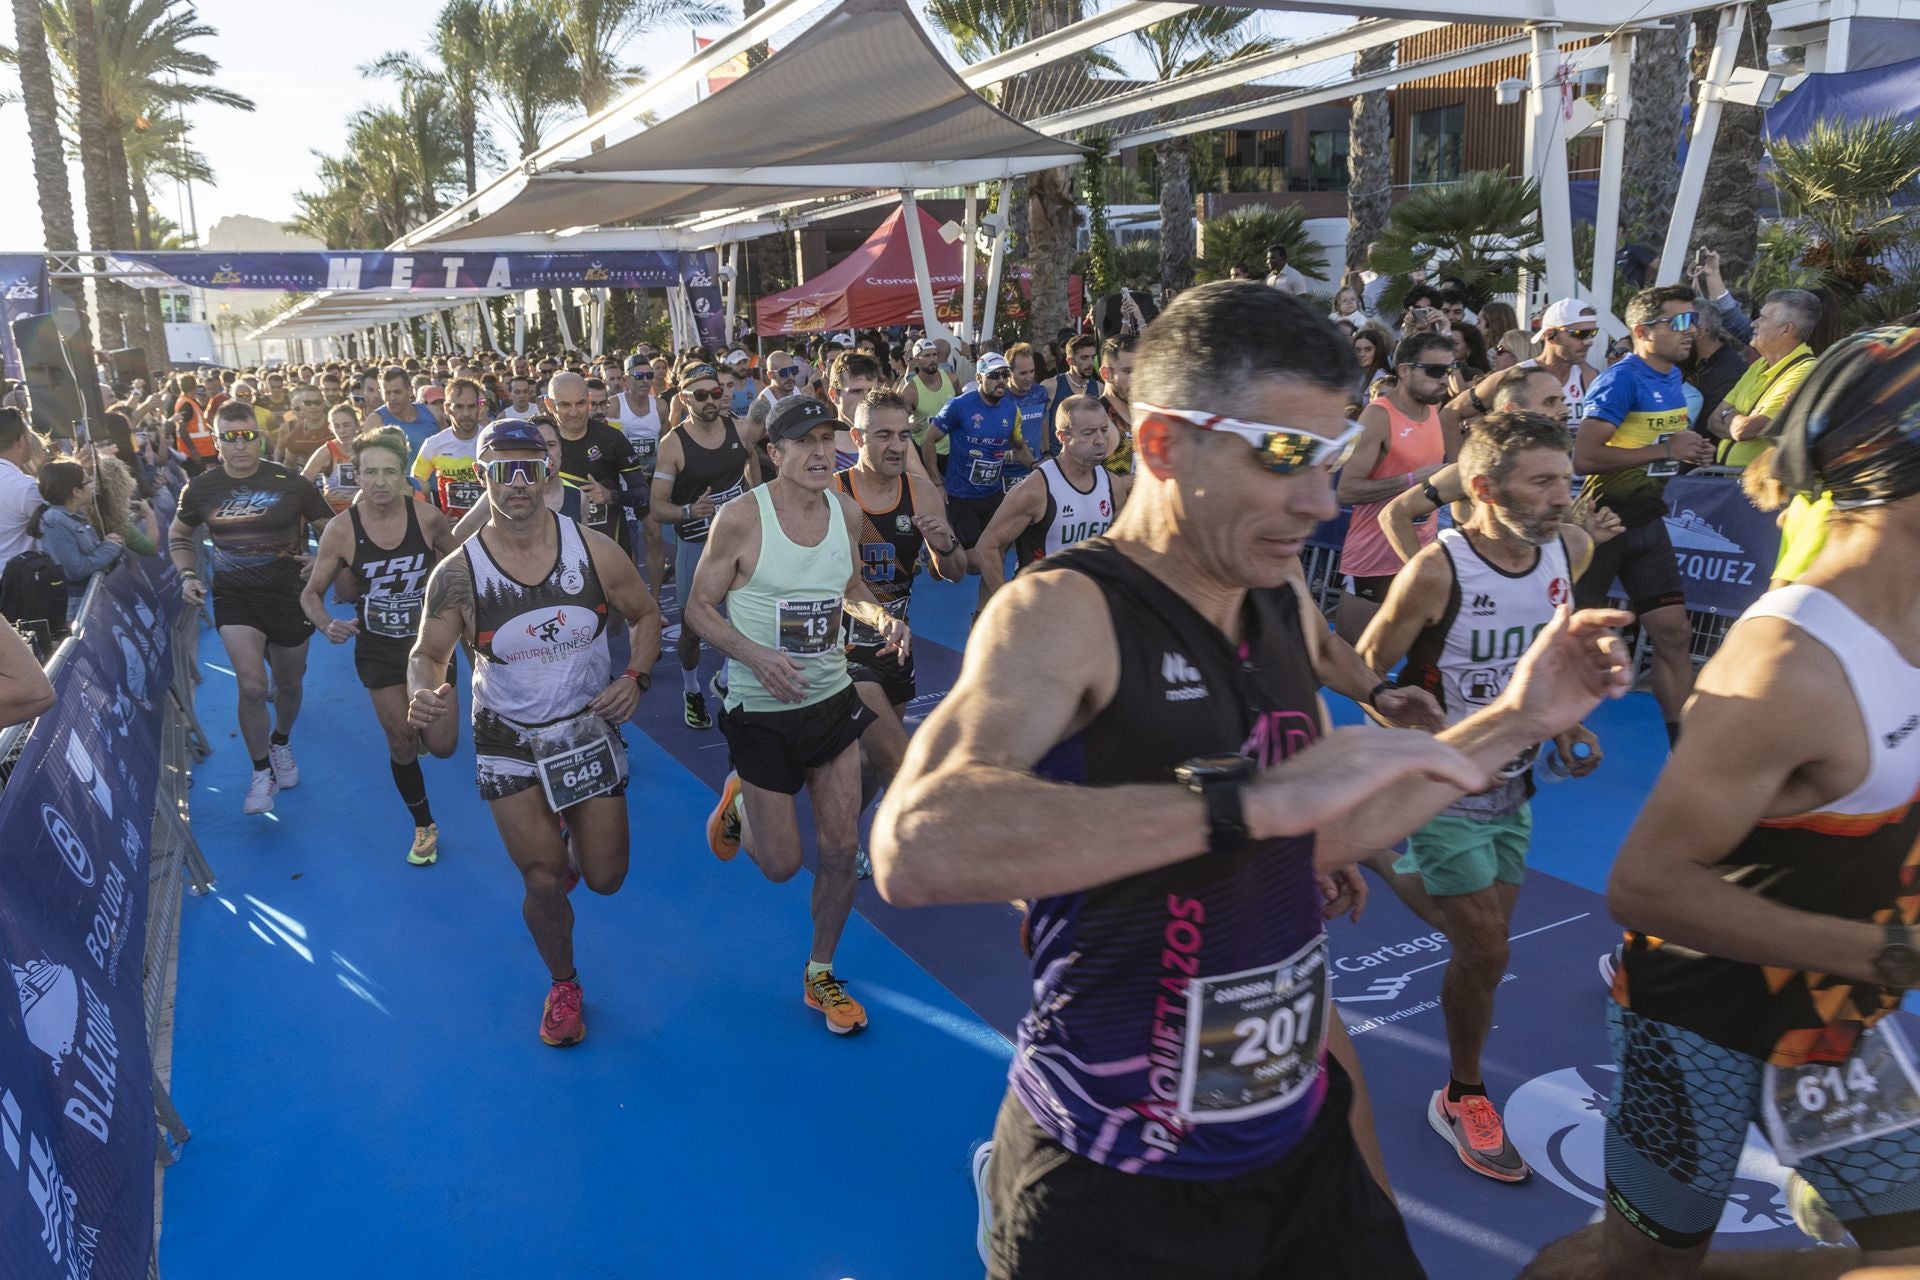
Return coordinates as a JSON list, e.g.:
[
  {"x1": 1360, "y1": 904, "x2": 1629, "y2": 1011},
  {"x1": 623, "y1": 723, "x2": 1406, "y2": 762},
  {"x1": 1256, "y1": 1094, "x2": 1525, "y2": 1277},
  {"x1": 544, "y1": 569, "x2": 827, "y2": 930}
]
[{"x1": 0, "y1": 0, "x2": 740, "y2": 253}]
